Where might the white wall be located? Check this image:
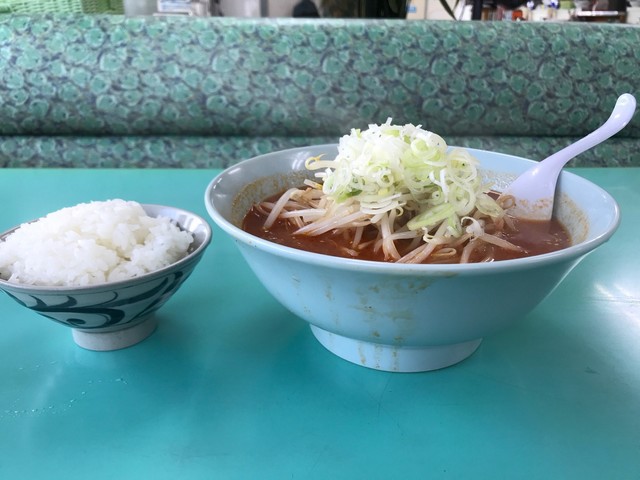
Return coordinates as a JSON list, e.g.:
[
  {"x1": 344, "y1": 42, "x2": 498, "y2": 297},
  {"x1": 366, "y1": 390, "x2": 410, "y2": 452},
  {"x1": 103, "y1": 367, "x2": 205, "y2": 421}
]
[
  {"x1": 425, "y1": 0, "x2": 458, "y2": 19},
  {"x1": 219, "y1": 0, "x2": 321, "y2": 17},
  {"x1": 218, "y1": 0, "x2": 262, "y2": 17}
]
